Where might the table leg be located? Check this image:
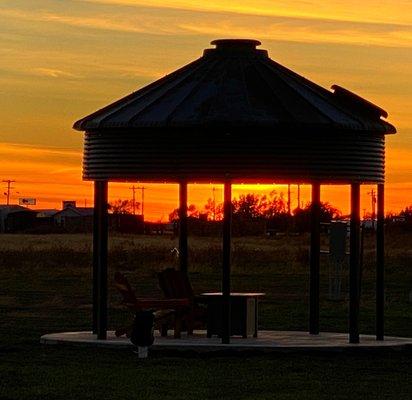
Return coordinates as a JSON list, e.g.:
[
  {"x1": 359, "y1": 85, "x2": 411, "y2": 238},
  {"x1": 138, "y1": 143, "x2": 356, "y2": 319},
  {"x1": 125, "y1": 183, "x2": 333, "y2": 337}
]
[
  {"x1": 242, "y1": 298, "x2": 248, "y2": 338},
  {"x1": 174, "y1": 311, "x2": 182, "y2": 339},
  {"x1": 254, "y1": 298, "x2": 258, "y2": 338},
  {"x1": 161, "y1": 324, "x2": 168, "y2": 337},
  {"x1": 206, "y1": 302, "x2": 212, "y2": 338}
]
